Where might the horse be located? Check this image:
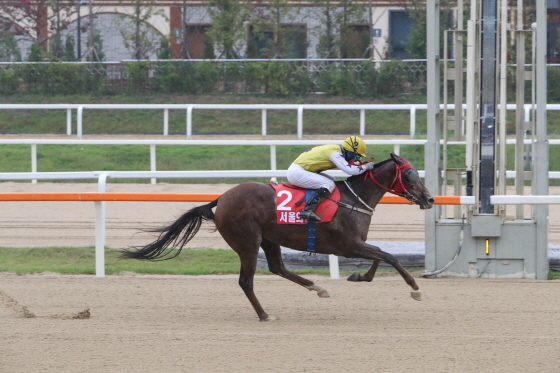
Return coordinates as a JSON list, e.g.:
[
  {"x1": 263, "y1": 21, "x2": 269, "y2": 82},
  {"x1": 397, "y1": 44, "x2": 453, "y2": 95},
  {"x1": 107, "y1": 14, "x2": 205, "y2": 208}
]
[{"x1": 121, "y1": 153, "x2": 434, "y2": 321}]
